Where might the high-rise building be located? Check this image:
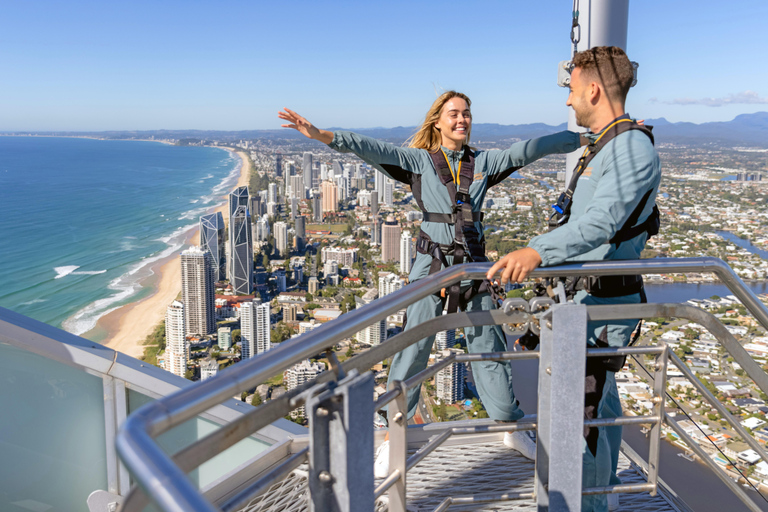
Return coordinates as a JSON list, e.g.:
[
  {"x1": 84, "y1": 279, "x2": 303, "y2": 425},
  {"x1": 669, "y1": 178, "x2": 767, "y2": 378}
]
[
  {"x1": 295, "y1": 215, "x2": 306, "y2": 252},
  {"x1": 218, "y1": 326, "x2": 232, "y2": 351},
  {"x1": 290, "y1": 175, "x2": 304, "y2": 200},
  {"x1": 383, "y1": 179, "x2": 394, "y2": 206},
  {"x1": 375, "y1": 171, "x2": 386, "y2": 203},
  {"x1": 357, "y1": 190, "x2": 371, "y2": 207},
  {"x1": 282, "y1": 303, "x2": 298, "y2": 322},
  {"x1": 181, "y1": 246, "x2": 216, "y2": 335},
  {"x1": 308, "y1": 276, "x2": 319, "y2": 294},
  {"x1": 229, "y1": 205, "x2": 253, "y2": 295},
  {"x1": 290, "y1": 197, "x2": 298, "y2": 220},
  {"x1": 400, "y1": 230, "x2": 413, "y2": 274},
  {"x1": 321, "y1": 247, "x2": 358, "y2": 266},
  {"x1": 312, "y1": 195, "x2": 322, "y2": 222},
  {"x1": 302, "y1": 152, "x2": 313, "y2": 196},
  {"x1": 379, "y1": 272, "x2": 404, "y2": 298},
  {"x1": 200, "y1": 358, "x2": 218, "y2": 381},
  {"x1": 254, "y1": 215, "x2": 269, "y2": 242},
  {"x1": 370, "y1": 193, "x2": 379, "y2": 244},
  {"x1": 275, "y1": 153, "x2": 283, "y2": 177},
  {"x1": 332, "y1": 161, "x2": 343, "y2": 177},
  {"x1": 321, "y1": 181, "x2": 338, "y2": 216},
  {"x1": 268, "y1": 183, "x2": 278, "y2": 204},
  {"x1": 435, "y1": 327, "x2": 456, "y2": 351},
  {"x1": 241, "y1": 301, "x2": 271, "y2": 360},
  {"x1": 250, "y1": 195, "x2": 264, "y2": 217},
  {"x1": 355, "y1": 296, "x2": 386, "y2": 346},
  {"x1": 165, "y1": 300, "x2": 186, "y2": 377},
  {"x1": 199, "y1": 212, "x2": 226, "y2": 282},
  {"x1": 292, "y1": 262, "x2": 304, "y2": 284},
  {"x1": 435, "y1": 349, "x2": 466, "y2": 403},
  {"x1": 229, "y1": 186, "x2": 249, "y2": 220},
  {"x1": 381, "y1": 216, "x2": 401, "y2": 262},
  {"x1": 335, "y1": 175, "x2": 349, "y2": 202},
  {"x1": 284, "y1": 360, "x2": 325, "y2": 418},
  {"x1": 275, "y1": 268, "x2": 287, "y2": 292},
  {"x1": 274, "y1": 221, "x2": 288, "y2": 257}
]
